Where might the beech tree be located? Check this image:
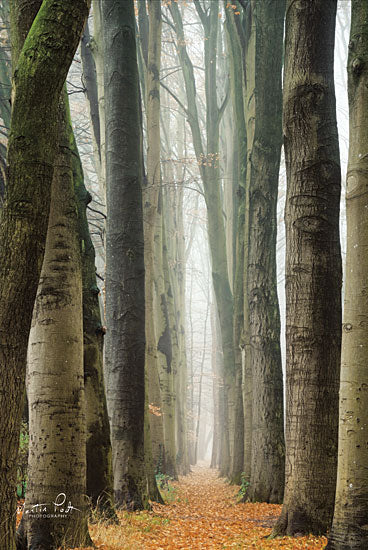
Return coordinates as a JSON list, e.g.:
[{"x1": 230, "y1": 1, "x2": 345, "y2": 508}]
[
  {"x1": 103, "y1": 0, "x2": 148, "y2": 509},
  {"x1": 17, "y1": 91, "x2": 92, "y2": 550},
  {"x1": 327, "y1": 1, "x2": 368, "y2": 547},
  {"x1": 273, "y1": 0, "x2": 342, "y2": 536},
  {"x1": 144, "y1": 0, "x2": 178, "y2": 479},
  {"x1": 0, "y1": 1, "x2": 90, "y2": 548},
  {"x1": 244, "y1": 0, "x2": 285, "y2": 504}
]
